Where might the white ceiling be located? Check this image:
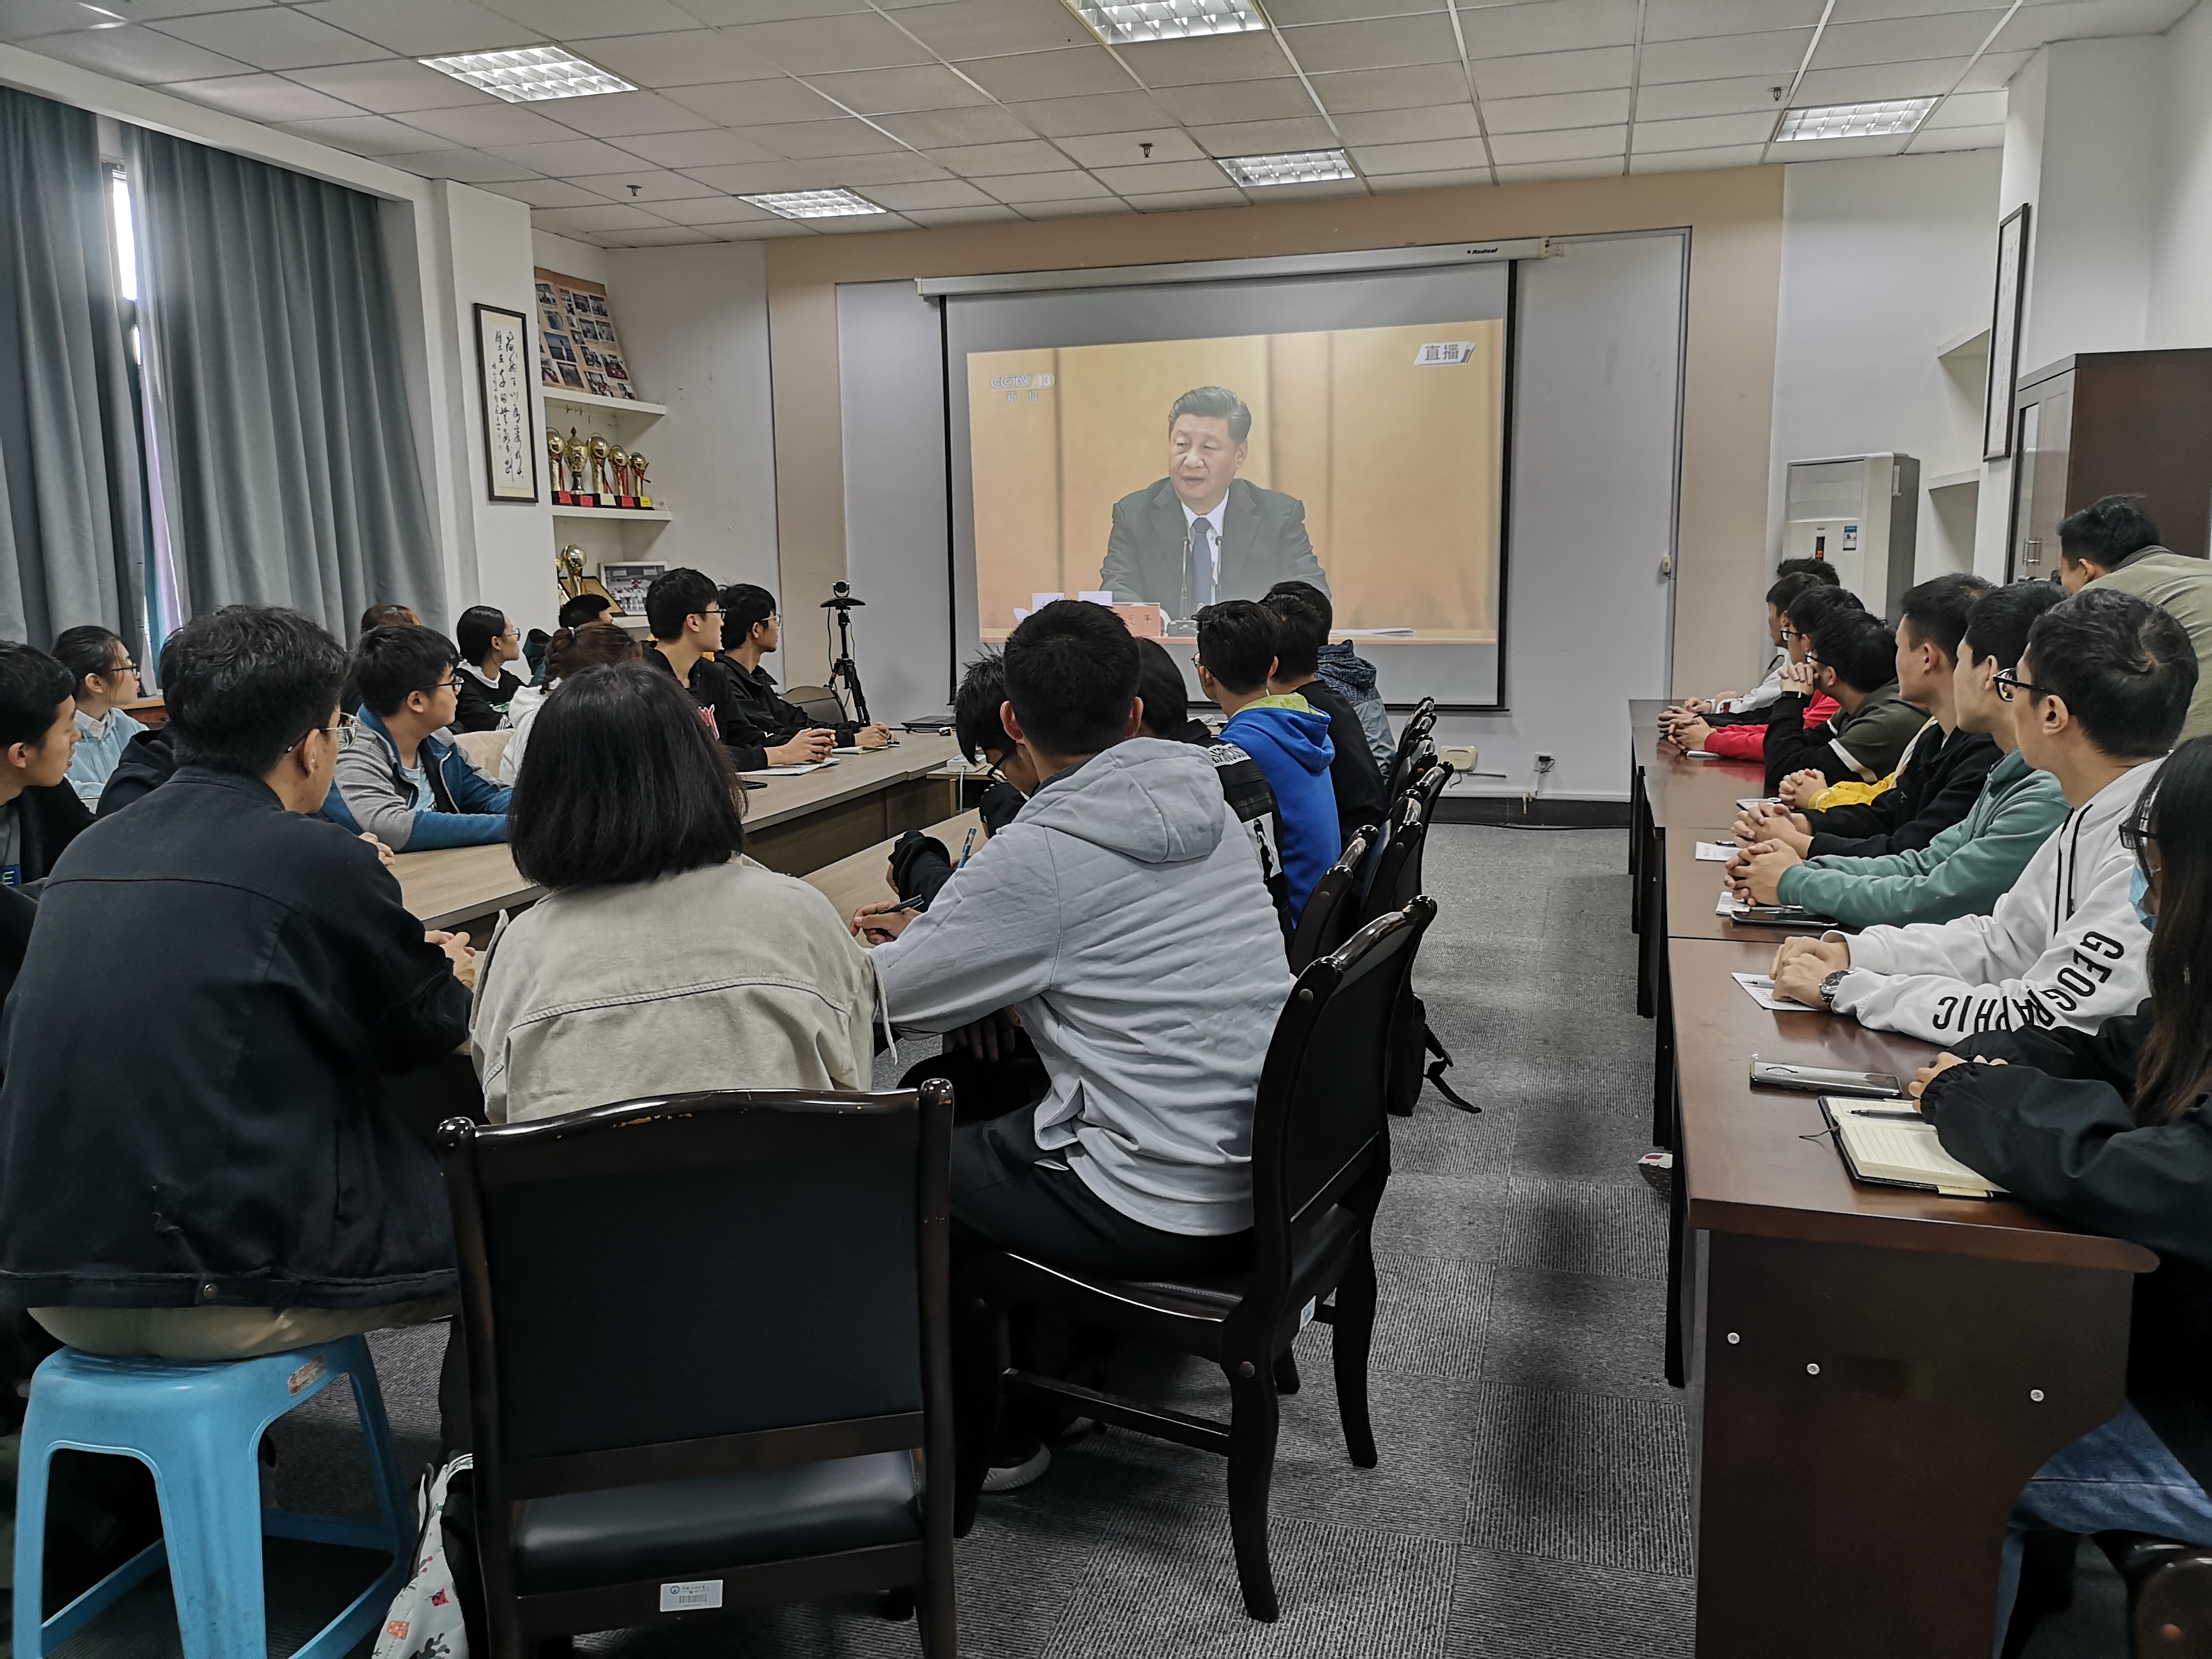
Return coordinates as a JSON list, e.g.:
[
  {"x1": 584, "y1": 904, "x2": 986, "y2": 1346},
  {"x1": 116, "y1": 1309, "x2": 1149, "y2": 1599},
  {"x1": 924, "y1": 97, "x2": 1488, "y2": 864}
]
[{"x1": 0, "y1": 0, "x2": 2194, "y2": 243}]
